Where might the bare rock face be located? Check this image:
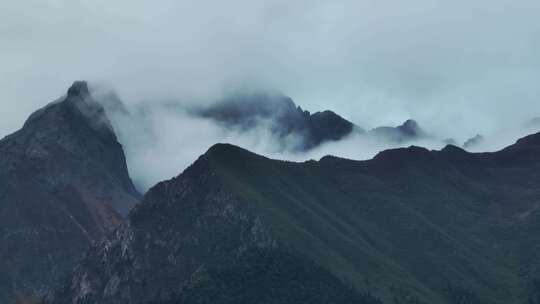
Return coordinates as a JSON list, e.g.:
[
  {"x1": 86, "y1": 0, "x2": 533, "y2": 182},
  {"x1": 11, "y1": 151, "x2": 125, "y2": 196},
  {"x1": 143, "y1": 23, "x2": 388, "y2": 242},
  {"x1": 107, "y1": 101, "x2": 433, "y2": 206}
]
[{"x1": 0, "y1": 81, "x2": 140, "y2": 303}]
